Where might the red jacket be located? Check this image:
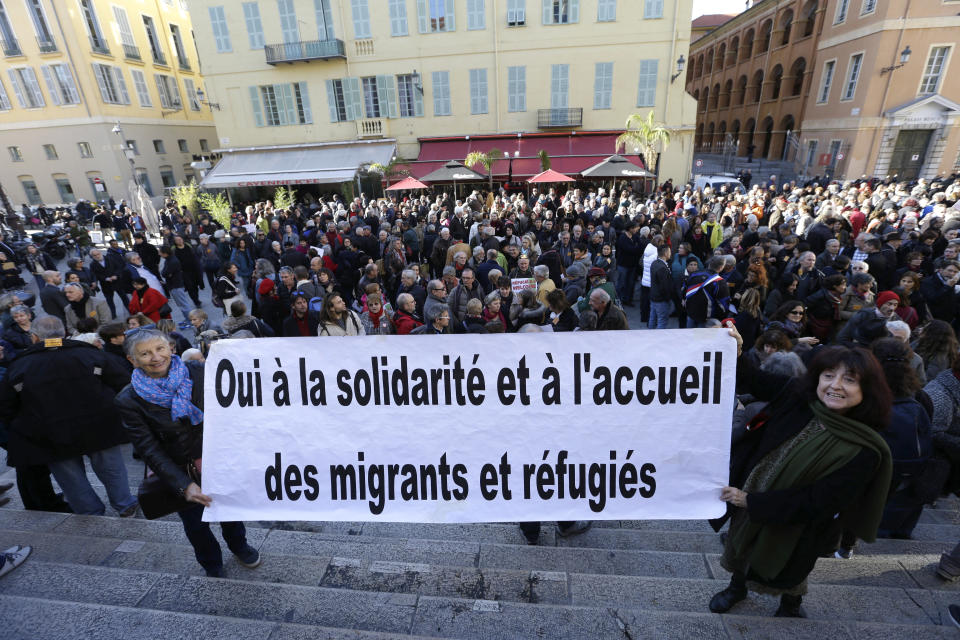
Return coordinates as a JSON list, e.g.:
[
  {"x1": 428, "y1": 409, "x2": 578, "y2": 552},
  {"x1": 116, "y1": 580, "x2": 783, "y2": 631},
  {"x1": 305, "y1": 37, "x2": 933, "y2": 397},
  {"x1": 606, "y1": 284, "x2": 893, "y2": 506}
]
[
  {"x1": 129, "y1": 287, "x2": 169, "y2": 322},
  {"x1": 392, "y1": 310, "x2": 423, "y2": 335}
]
